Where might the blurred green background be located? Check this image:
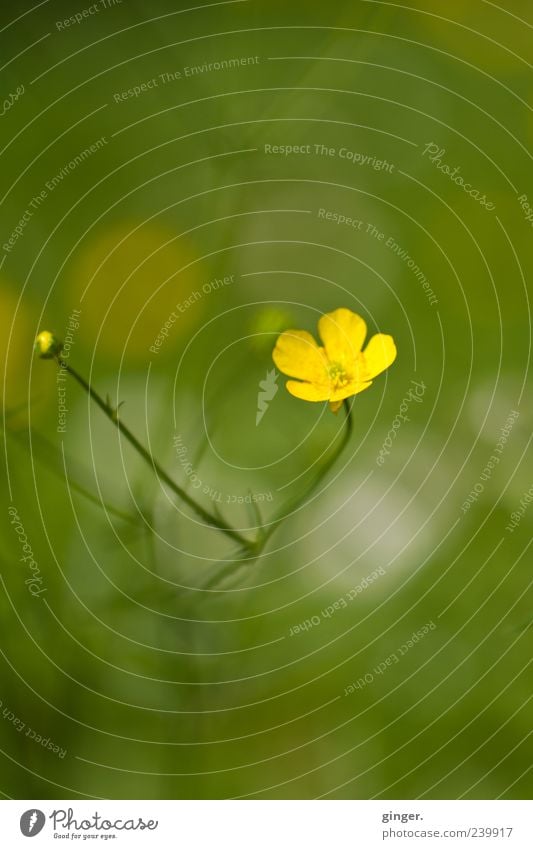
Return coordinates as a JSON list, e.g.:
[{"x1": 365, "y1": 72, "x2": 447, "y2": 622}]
[{"x1": 1, "y1": 0, "x2": 531, "y2": 799}]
